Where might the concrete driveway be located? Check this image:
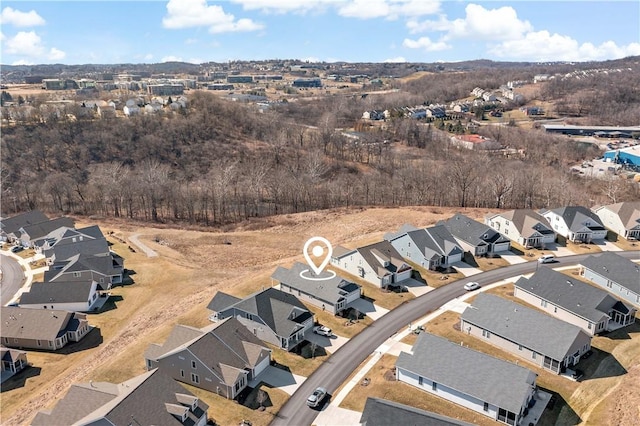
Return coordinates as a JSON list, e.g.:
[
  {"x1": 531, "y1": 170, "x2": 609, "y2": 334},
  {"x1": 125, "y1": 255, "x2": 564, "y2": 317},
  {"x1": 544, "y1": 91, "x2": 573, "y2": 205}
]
[
  {"x1": 248, "y1": 365, "x2": 306, "y2": 395},
  {"x1": 544, "y1": 243, "x2": 576, "y2": 257},
  {"x1": 404, "y1": 277, "x2": 434, "y2": 297},
  {"x1": 349, "y1": 298, "x2": 389, "y2": 321},
  {"x1": 500, "y1": 250, "x2": 529, "y2": 265},
  {"x1": 304, "y1": 331, "x2": 349, "y2": 354},
  {"x1": 451, "y1": 261, "x2": 482, "y2": 277},
  {"x1": 594, "y1": 240, "x2": 623, "y2": 252}
]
